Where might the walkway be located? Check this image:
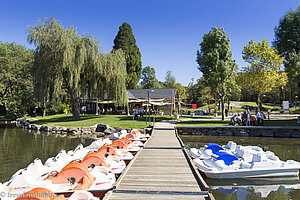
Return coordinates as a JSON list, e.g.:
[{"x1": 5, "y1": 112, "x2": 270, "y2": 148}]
[{"x1": 104, "y1": 122, "x2": 213, "y2": 200}]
